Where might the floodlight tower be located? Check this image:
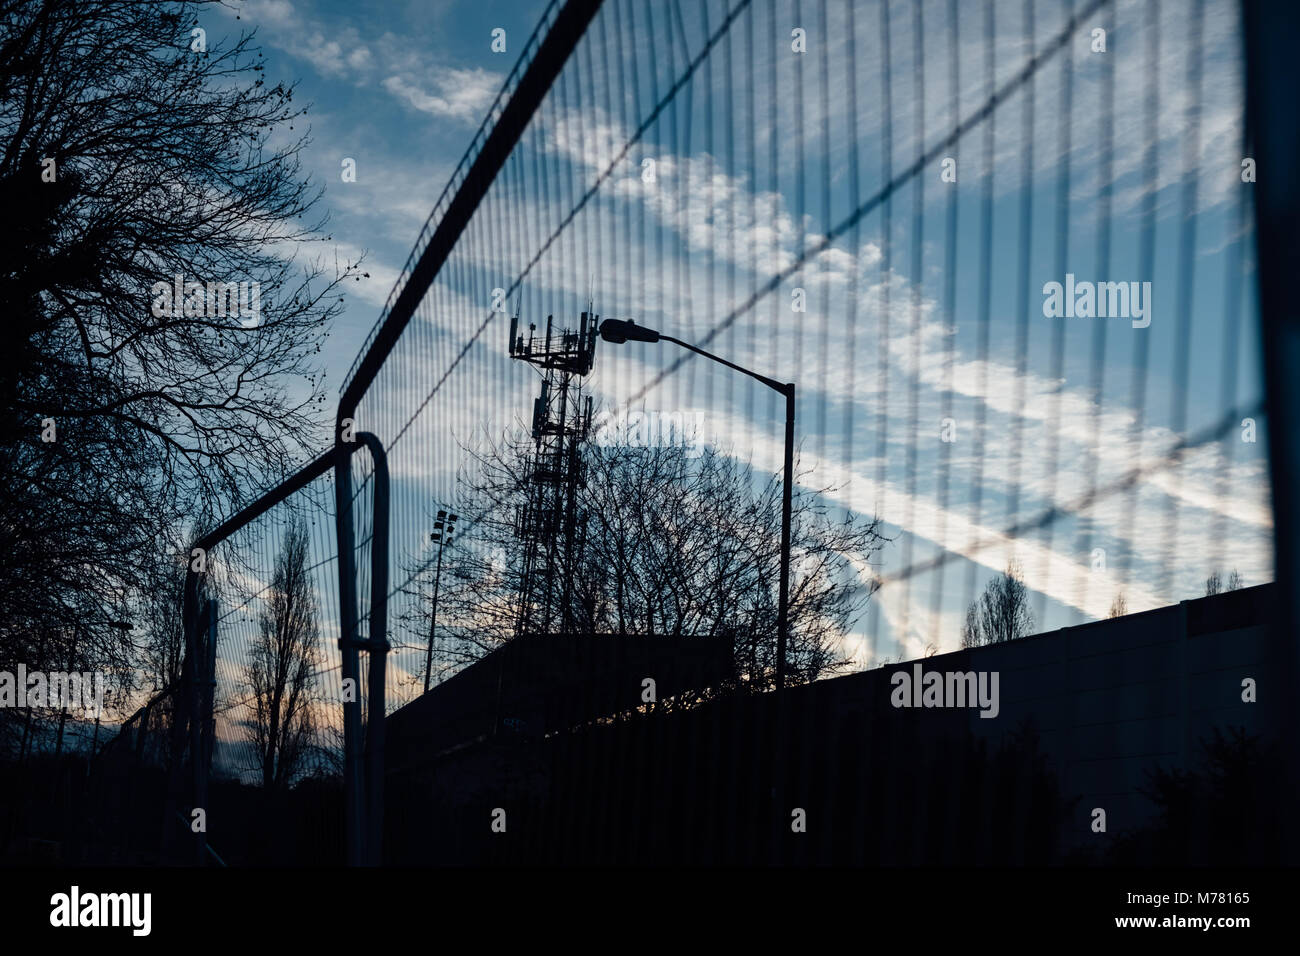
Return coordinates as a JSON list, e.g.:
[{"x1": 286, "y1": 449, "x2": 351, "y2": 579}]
[
  {"x1": 507, "y1": 310, "x2": 599, "y2": 637},
  {"x1": 423, "y1": 508, "x2": 457, "y2": 693}
]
